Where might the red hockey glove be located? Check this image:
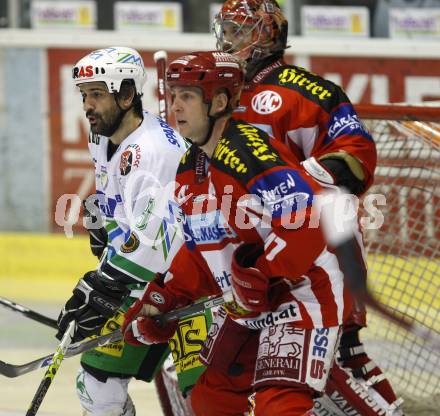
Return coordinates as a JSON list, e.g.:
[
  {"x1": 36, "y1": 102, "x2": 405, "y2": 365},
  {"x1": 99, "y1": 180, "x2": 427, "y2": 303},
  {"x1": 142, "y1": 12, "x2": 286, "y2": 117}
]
[
  {"x1": 125, "y1": 315, "x2": 178, "y2": 346},
  {"x1": 231, "y1": 243, "x2": 270, "y2": 313},
  {"x1": 122, "y1": 275, "x2": 178, "y2": 346}
]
